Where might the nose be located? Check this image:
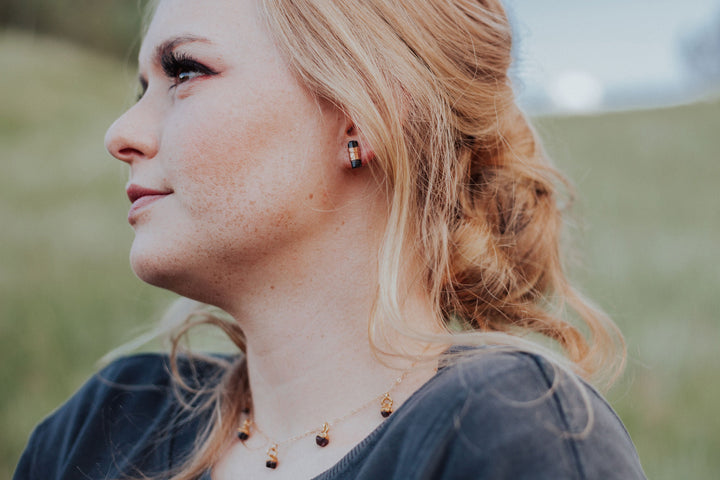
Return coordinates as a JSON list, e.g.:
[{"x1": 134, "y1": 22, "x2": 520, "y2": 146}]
[{"x1": 105, "y1": 100, "x2": 160, "y2": 164}]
